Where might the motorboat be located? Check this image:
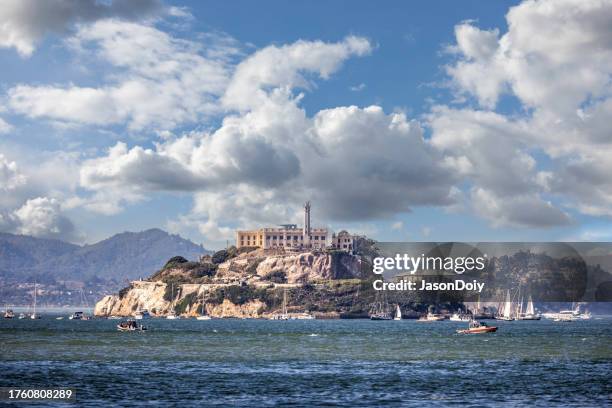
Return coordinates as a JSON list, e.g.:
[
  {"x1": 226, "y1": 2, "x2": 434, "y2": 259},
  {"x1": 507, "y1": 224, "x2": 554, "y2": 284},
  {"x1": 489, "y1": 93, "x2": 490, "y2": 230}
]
[
  {"x1": 457, "y1": 319, "x2": 498, "y2": 334},
  {"x1": 450, "y1": 313, "x2": 471, "y2": 322},
  {"x1": 69, "y1": 311, "x2": 90, "y2": 320},
  {"x1": 418, "y1": 313, "x2": 445, "y2": 322},
  {"x1": 117, "y1": 320, "x2": 147, "y2": 332},
  {"x1": 545, "y1": 303, "x2": 590, "y2": 321},
  {"x1": 370, "y1": 312, "x2": 393, "y2": 320},
  {"x1": 166, "y1": 311, "x2": 179, "y2": 320},
  {"x1": 553, "y1": 310, "x2": 578, "y2": 322},
  {"x1": 133, "y1": 309, "x2": 151, "y2": 320},
  {"x1": 291, "y1": 312, "x2": 315, "y2": 320},
  {"x1": 3, "y1": 309, "x2": 15, "y2": 319}
]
